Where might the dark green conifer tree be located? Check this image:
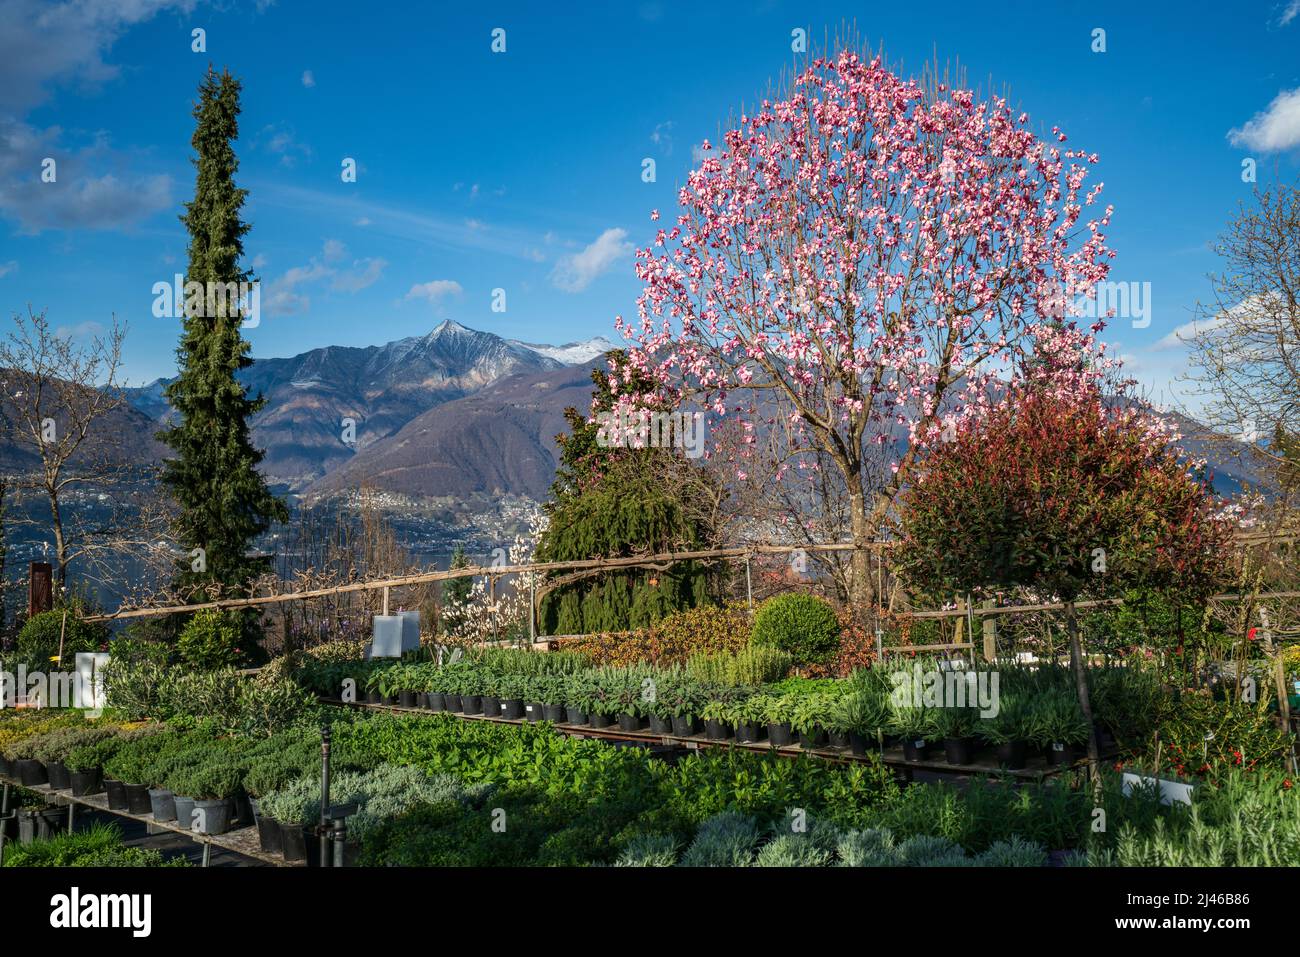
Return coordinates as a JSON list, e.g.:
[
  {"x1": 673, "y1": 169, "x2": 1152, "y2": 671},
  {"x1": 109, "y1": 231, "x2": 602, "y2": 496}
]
[{"x1": 158, "y1": 67, "x2": 286, "y2": 599}]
